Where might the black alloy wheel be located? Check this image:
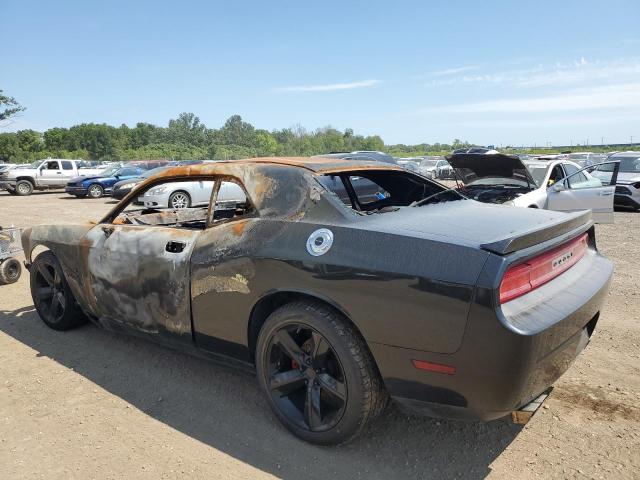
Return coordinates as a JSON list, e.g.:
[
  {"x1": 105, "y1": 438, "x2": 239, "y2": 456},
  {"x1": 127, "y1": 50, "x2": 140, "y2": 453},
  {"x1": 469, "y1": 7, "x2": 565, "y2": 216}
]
[
  {"x1": 266, "y1": 324, "x2": 347, "y2": 433},
  {"x1": 30, "y1": 251, "x2": 86, "y2": 330},
  {"x1": 256, "y1": 302, "x2": 387, "y2": 445}
]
